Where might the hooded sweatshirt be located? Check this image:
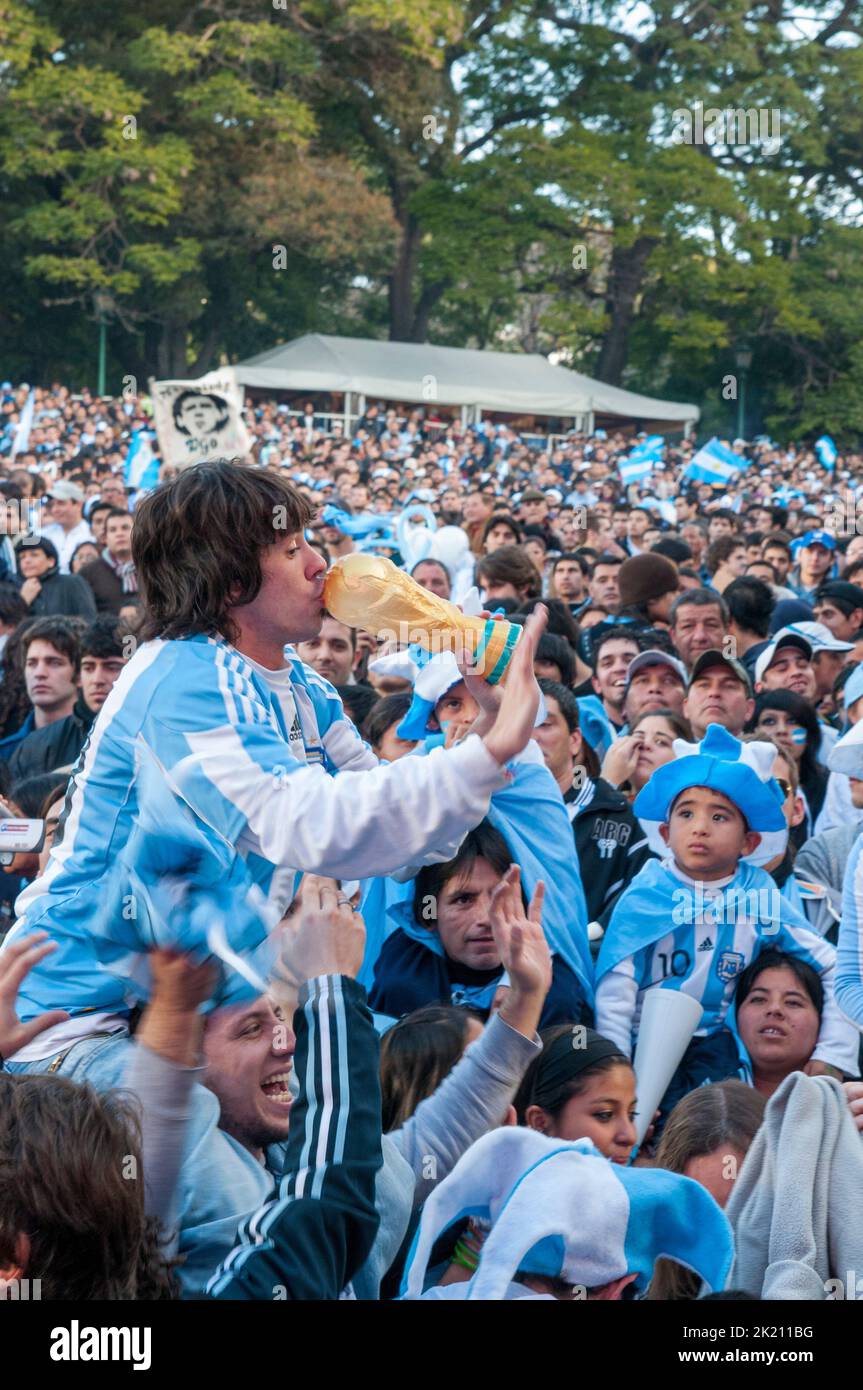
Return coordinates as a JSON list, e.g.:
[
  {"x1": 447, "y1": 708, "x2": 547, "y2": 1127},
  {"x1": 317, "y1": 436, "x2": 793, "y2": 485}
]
[{"x1": 369, "y1": 895, "x2": 589, "y2": 1027}]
